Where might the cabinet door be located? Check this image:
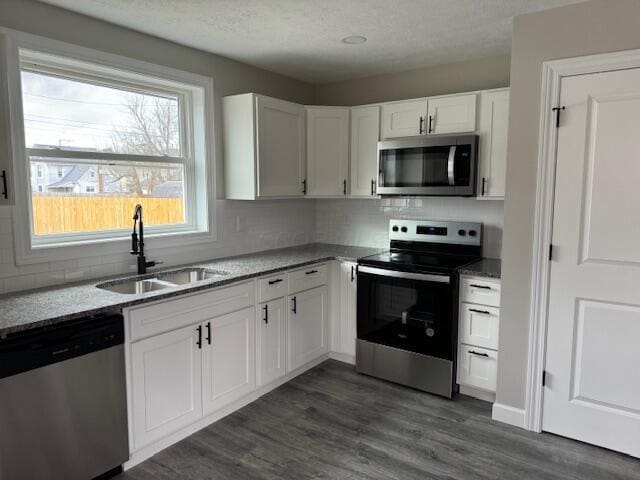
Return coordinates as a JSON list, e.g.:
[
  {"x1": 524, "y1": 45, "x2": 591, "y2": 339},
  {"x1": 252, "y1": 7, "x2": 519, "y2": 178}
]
[
  {"x1": 339, "y1": 262, "x2": 358, "y2": 357},
  {"x1": 288, "y1": 286, "x2": 328, "y2": 371},
  {"x1": 457, "y1": 344, "x2": 498, "y2": 392},
  {"x1": 478, "y1": 89, "x2": 509, "y2": 198},
  {"x1": 306, "y1": 107, "x2": 349, "y2": 196},
  {"x1": 0, "y1": 33, "x2": 14, "y2": 205},
  {"x1": 426, "y1": 94, "x2": 477, "y2": 134},
  {"x1": 257, "y1": 298, "x2": 287, "y2": 386},
  {"x1": 202, "y1": 307, "x2": 256, "y2": 415},
  {"x1": 350, "y1": 106, "x2": 380, "y2": 197},
  {"x1": 256, "y1": 95, "x2": 305, "y2": 197},
  {"x1": 380, "y1": 99, "x2": 428, "y2": 139},
  {"x1": 130, "y1": 324, "x2": 202, "y2": 449}
]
